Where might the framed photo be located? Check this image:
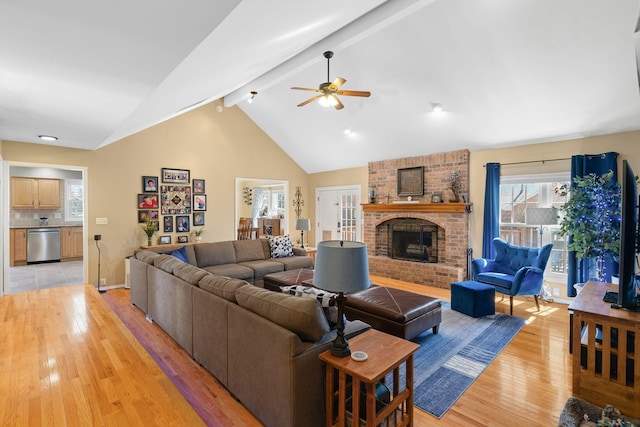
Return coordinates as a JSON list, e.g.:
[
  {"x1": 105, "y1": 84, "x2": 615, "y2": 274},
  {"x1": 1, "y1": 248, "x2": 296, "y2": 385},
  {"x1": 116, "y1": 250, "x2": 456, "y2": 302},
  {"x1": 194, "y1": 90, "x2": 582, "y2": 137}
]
[
  {"x1": 161, "y1": 167, "x2": 190, "y2": 184},
  {"x1": 138, "y1": 210, "x2": 150, "y2": 223},
  {"x1": 193, "y1": 212, "x2": 205, "y2": 226},
  {"x1": 142, "y1": 176, "x2": 158, "y2": 193},
  {"x1": 159, "y1": 236, "x2": 171, "y2": 245},
  {"x1": 163, "y1": 216, "x2": 174, "y2": 233},
  {"x1": 177, "y1": 235, "x2": 188, "y2": 244},
  {"x1": 160, "y1": 185, "x2": 191, "y2": 215},
  {"x1": 397, "y1": 166, "x2": 424, "y2": 197},
  {"x1": 138, "y1": 193, "x2": 159, "y2": 209},
  {"x1": 193, "y1": 194, "x2": 207, "y2": 211},
  {"x1": 193, "y1": 179, "x2": 205, "y2": 194},
  {"x1": 431, "y1": 192, "x2": 443, "y2": 203},
  {"x1": 176, "y1": 215, "x2": 190, "y2": 233}
]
